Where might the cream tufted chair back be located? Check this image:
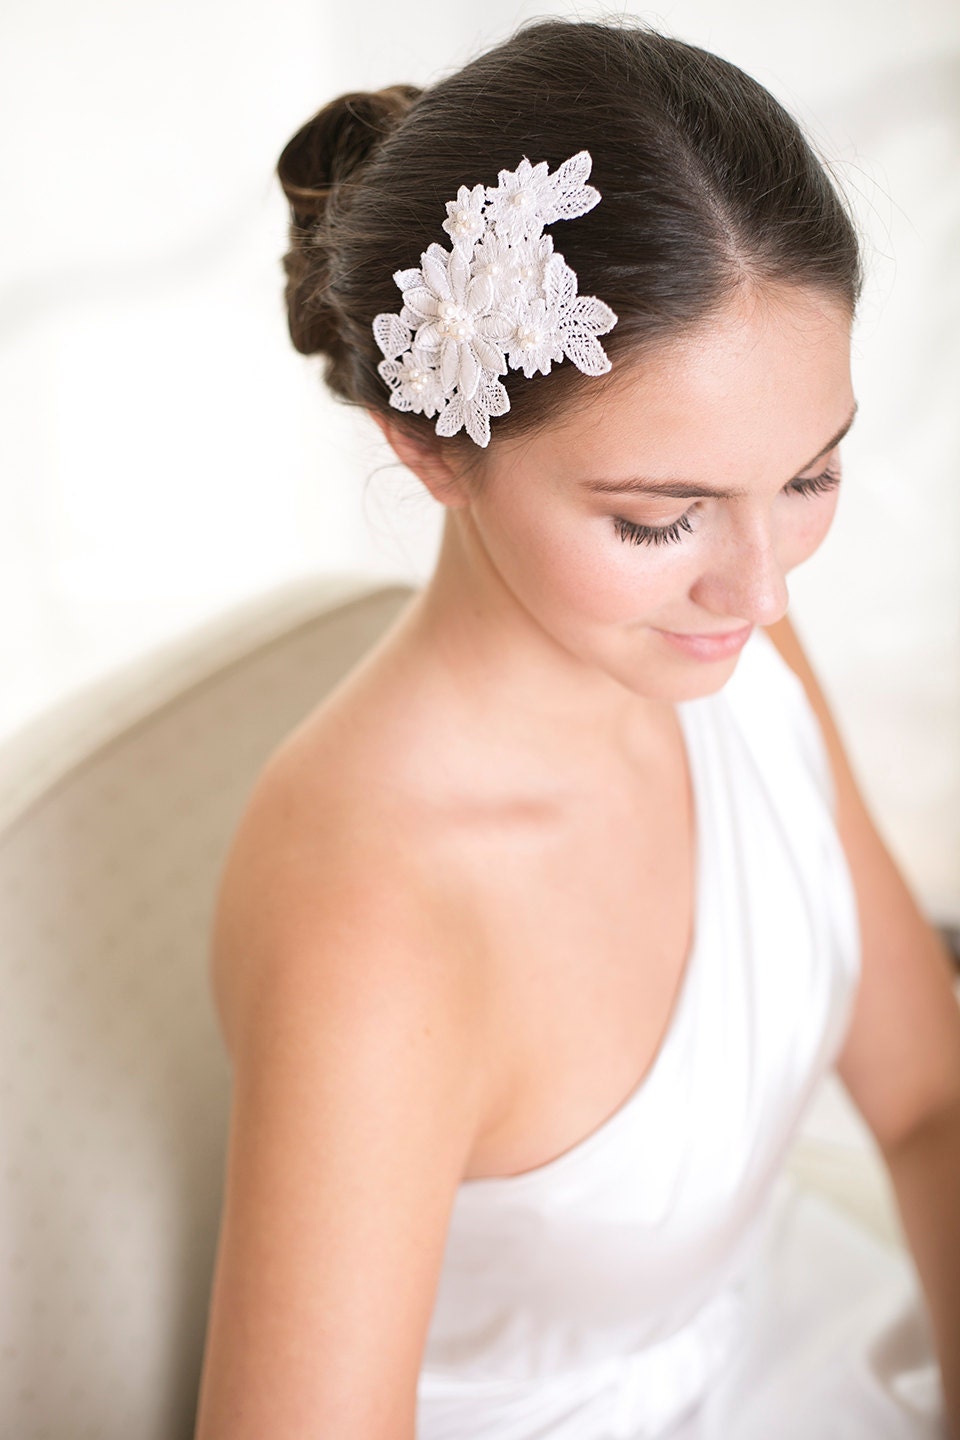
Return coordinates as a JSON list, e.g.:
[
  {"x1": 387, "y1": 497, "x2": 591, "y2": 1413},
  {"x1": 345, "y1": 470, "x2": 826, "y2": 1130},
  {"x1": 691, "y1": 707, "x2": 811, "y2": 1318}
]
[{"x1": 0, "y1": 576, "x2": 417, "y2": 1440}]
